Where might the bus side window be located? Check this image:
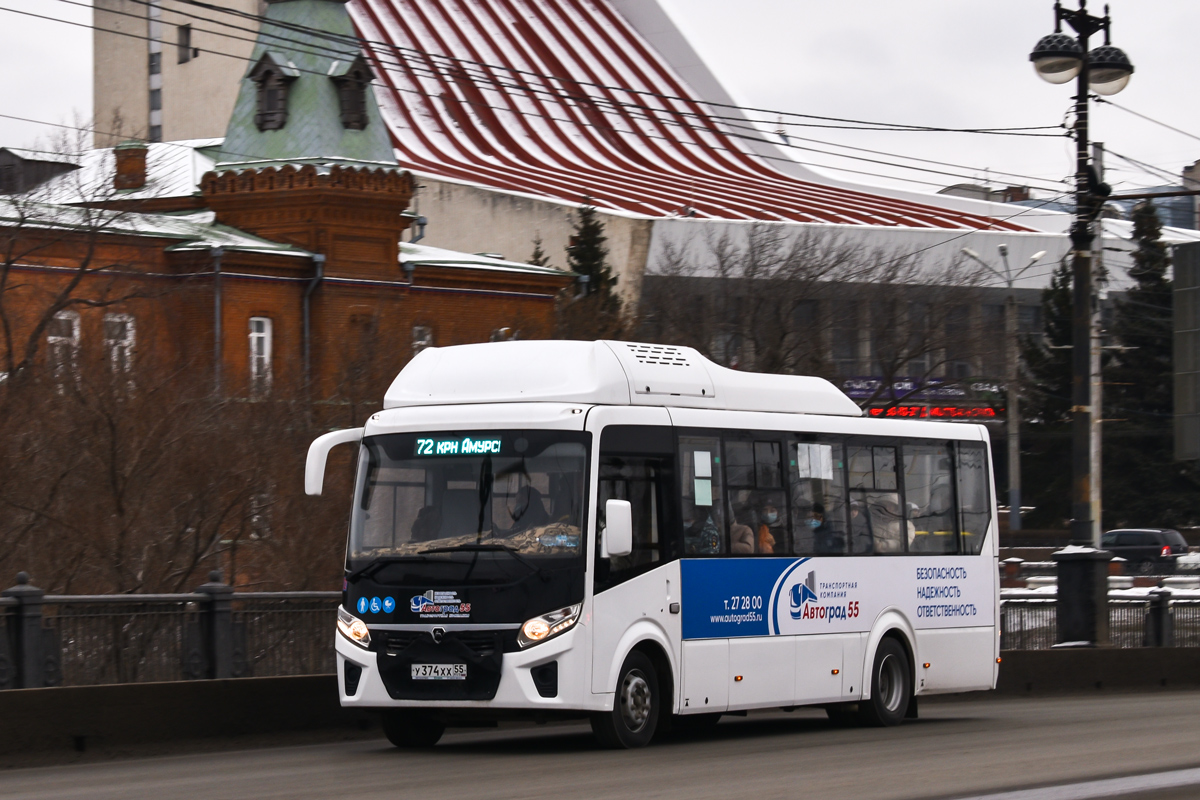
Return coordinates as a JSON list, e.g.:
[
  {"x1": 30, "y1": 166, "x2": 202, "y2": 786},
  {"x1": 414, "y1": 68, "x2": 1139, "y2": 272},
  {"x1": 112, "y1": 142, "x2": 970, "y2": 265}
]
[
  {"x1": 790, "y1": 441, "x2": 847, "y2": 556},
  {"x1": 848, "y1": 444, "x2": 904, "y2": 554},
  {"x1": 957, "y1": 442, "x2": 991, "y2": 555},
  {"x1": 679, "y1": 437, "x2": 724, "y2": 555},
  {"x1": 724, "y1": 438, "x2": 786, "y2": 555},
  {"x1": 903, "y1": 443, "x2": 958, "y2": 554}
]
